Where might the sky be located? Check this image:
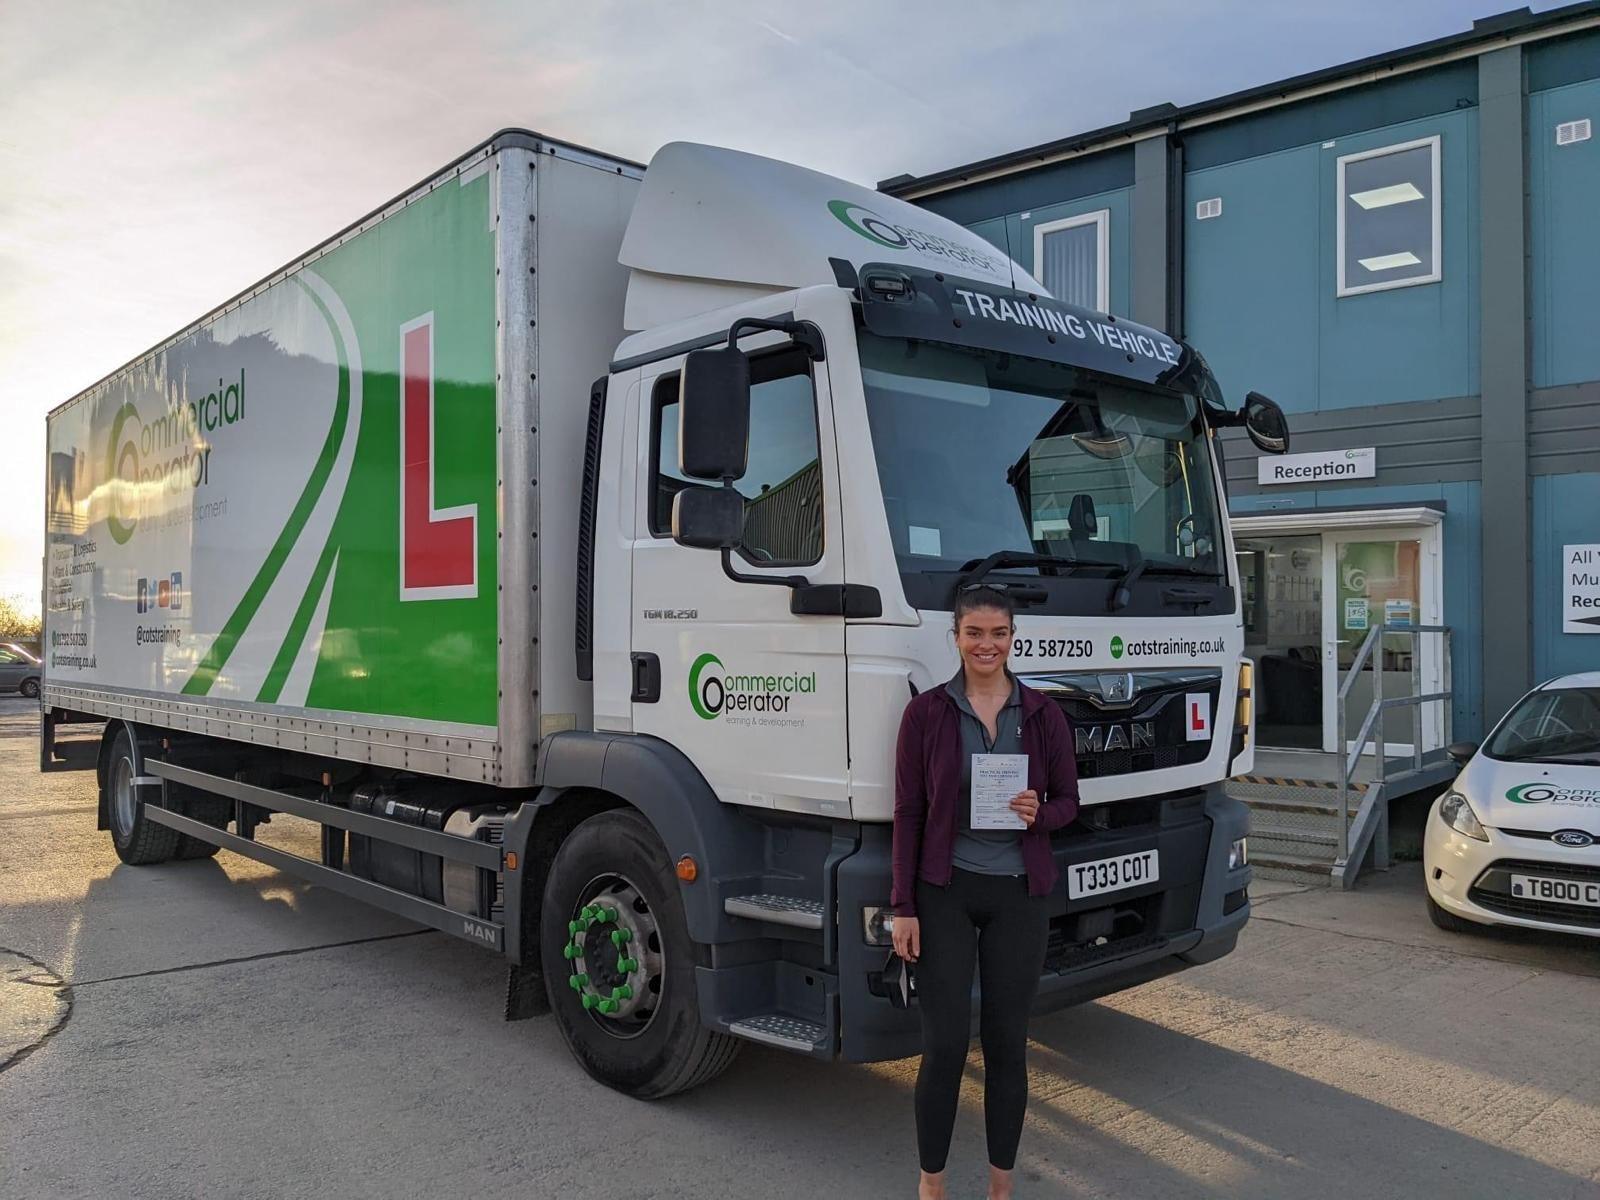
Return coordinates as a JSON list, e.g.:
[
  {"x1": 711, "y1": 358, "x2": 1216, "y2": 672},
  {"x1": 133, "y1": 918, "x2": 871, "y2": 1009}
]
[{"x1": 0, "y1": 0, "x2": 1561, "y2": 612}]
